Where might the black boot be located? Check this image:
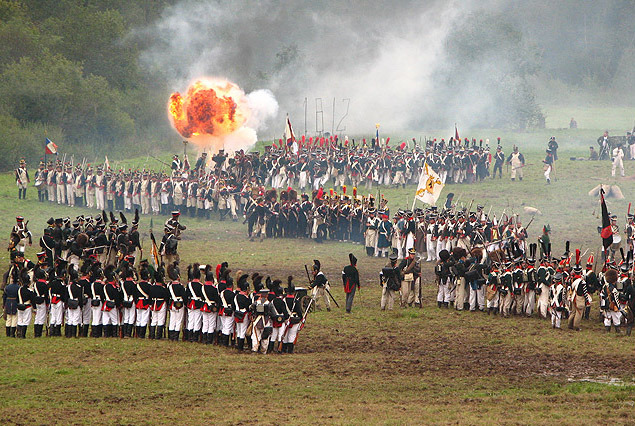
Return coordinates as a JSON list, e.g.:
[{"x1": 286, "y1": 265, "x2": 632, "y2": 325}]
[
  {"x1": 34, "y1": 324, "x2": 43, "y2": 338},
  {"x1": 212, "y1": 331, "x2": 219, "y2": 345},
  {"x1": 103, "y1": 325, "x2": 111, "y2": 338},
  {"x1": 72, "y1": 325, "x2": 77, "y2": 338},
  {"x1": 488, "y1": 307, "x2": 492, "y2": 315},
  {"x1": 140, "y1": 326, "x2": 147, "y2": 339},
  {"x1": 156, "y1": 326, "x2": 164, "y2": 340},
  {"x1": 149, "y1": 326, "x2": 156, "y2": 340},
  {"x1": 583, "y1": 306, "x2": 591, "y2": 320},
  {"x1": 10, "y1": 327, "x2": 16, "y2": 337},
  {"x1": 136, "y1": 326, "x2": 142, "y2": 338},
  {"x1": 189, "y1": 329, "x2": 196, "y2": 342},
  {"x1": 626, "y1": 326, "x2": 632, "y2": 336},
  {"x1": 615, "y1": 325, "x2": 621, "y2": 334},
  {"x1": 15, "y1": 326, "x2": 22, "y2": 338},
  {"x1": 237, "y1": 338, "x2": 244, "y2": 351},
  {"x1": 287, "y1": 343, "x2": 294, "y2": 354},
  {"x1": 223, "y1": 334, "x2": 230, "y2": 346},
  {"x1": 56, "y1": 325, "x2": 62, "y2": 336},
  {"x1": 5, "y1": 327, "x2": 10, "y2": 337},
  {"x1": 246, "y1": 335, "x2": 252, "y2": 349},
  {"x1": 91, "y1": 325, "x2": 98, "y2": 337},
  {"x1": 281, "y1": 342, "x2": 288, "y2": 353},
  {"x1": 437, "y1": 301, "x2": 442, "y2": 308},
  {"x1": 183, "y1": 329, "x2": 190, "y2": 342},
  {"x1": 65, "y1": 325, "x2": 71, "y2": 338},
  {"x1": 443, "y1": 302, "x2": 449, "y2": 308},
  {"x1": 113, "y1": 325, "x2": 120, "y2": 337},
  {"x1": 267, "y1": 341, "x2": 275, "y2": 353}
]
